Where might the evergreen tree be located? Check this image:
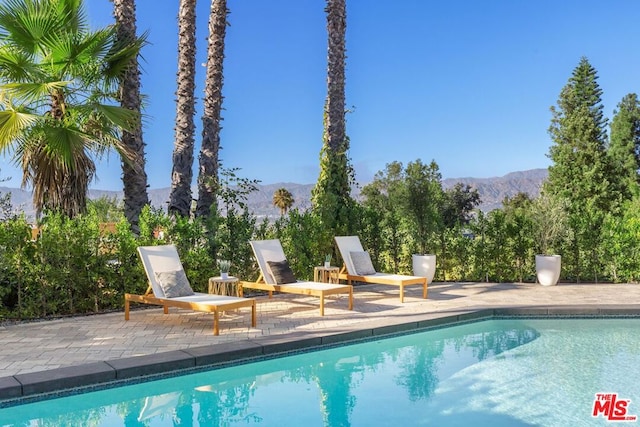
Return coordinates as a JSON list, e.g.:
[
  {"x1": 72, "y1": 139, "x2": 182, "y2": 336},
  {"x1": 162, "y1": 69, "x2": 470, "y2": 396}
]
[
  {"x1": 545, "y1": 57, "x2": 618, "y2": 281},
  {"x1": 608, "y1": 93, "x2": 640, "y2": 199},
  {"x1": 547, "y1": 57, "x2": 612, "y2": 210}
]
